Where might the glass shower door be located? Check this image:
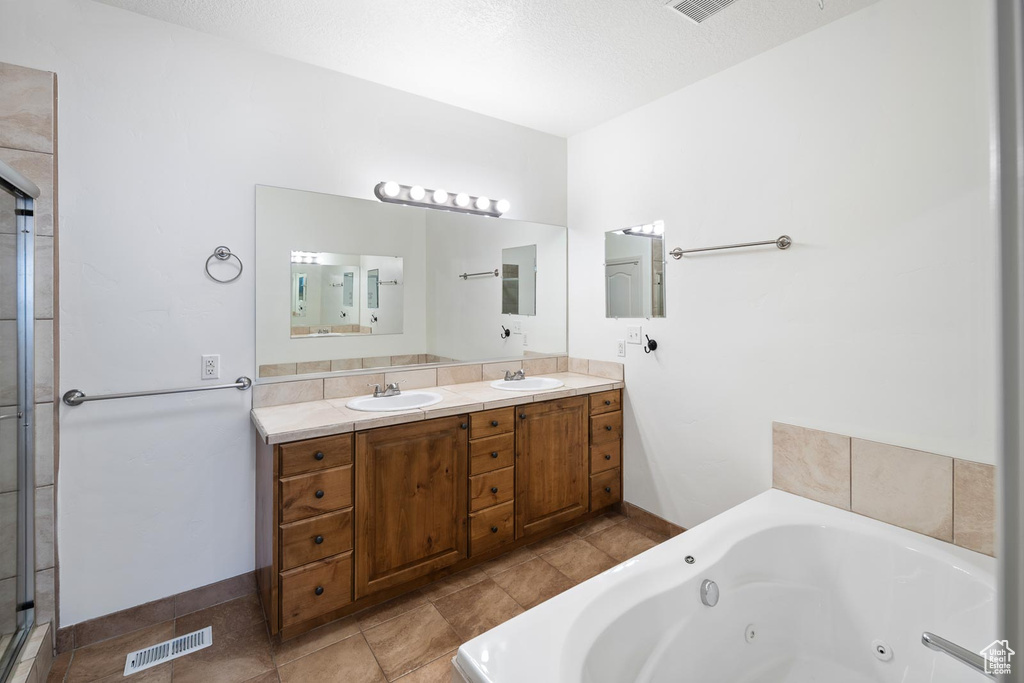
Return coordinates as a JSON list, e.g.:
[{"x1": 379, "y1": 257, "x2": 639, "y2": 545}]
[{"x1": 0, "y1": 176, "x2": 35, "y2": 681}]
